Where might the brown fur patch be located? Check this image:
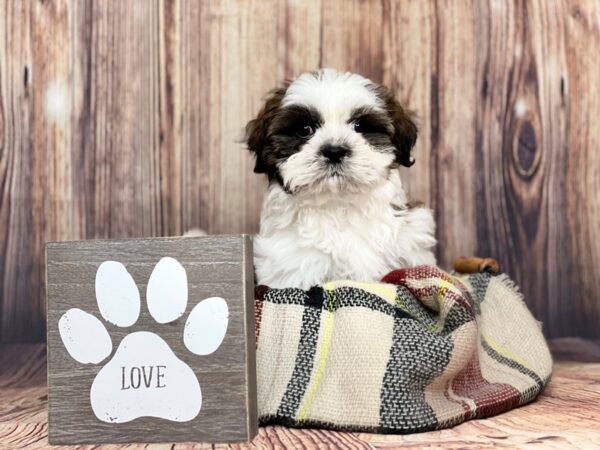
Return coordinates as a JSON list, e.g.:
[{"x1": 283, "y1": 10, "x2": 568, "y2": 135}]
[
  {"x1": 372, "y1": 85, "x2": 418, "y2": 167},
  {"x1": 244, "y1": 86, "x2": 288, "y2": 177}
]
